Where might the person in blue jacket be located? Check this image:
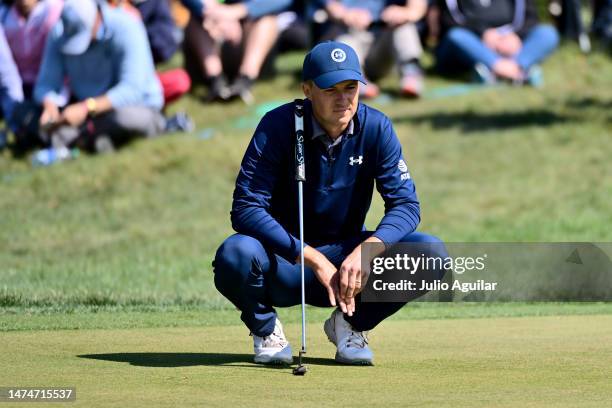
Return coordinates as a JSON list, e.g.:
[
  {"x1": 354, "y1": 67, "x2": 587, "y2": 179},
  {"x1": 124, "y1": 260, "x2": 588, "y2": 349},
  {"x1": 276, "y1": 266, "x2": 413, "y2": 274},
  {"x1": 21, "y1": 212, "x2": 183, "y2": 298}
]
[
  {"x1": 213, "y1": 41, "x2": 447, "y2": 366},
  {"x1": 35, "y1": 0, "x2": 165, "y2": 153}
]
